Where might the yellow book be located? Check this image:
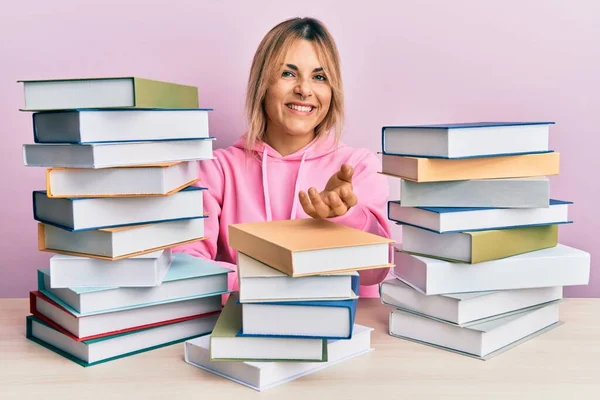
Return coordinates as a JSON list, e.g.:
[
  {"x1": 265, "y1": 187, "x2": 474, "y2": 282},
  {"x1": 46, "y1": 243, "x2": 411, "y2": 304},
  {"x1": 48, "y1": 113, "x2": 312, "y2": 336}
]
[
  {"x1": 400, "y1": 224, "x2": 559, "y2": 263},
  {"x1": 381, "y1": 152, "x2": 559, "y2": 182}
]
